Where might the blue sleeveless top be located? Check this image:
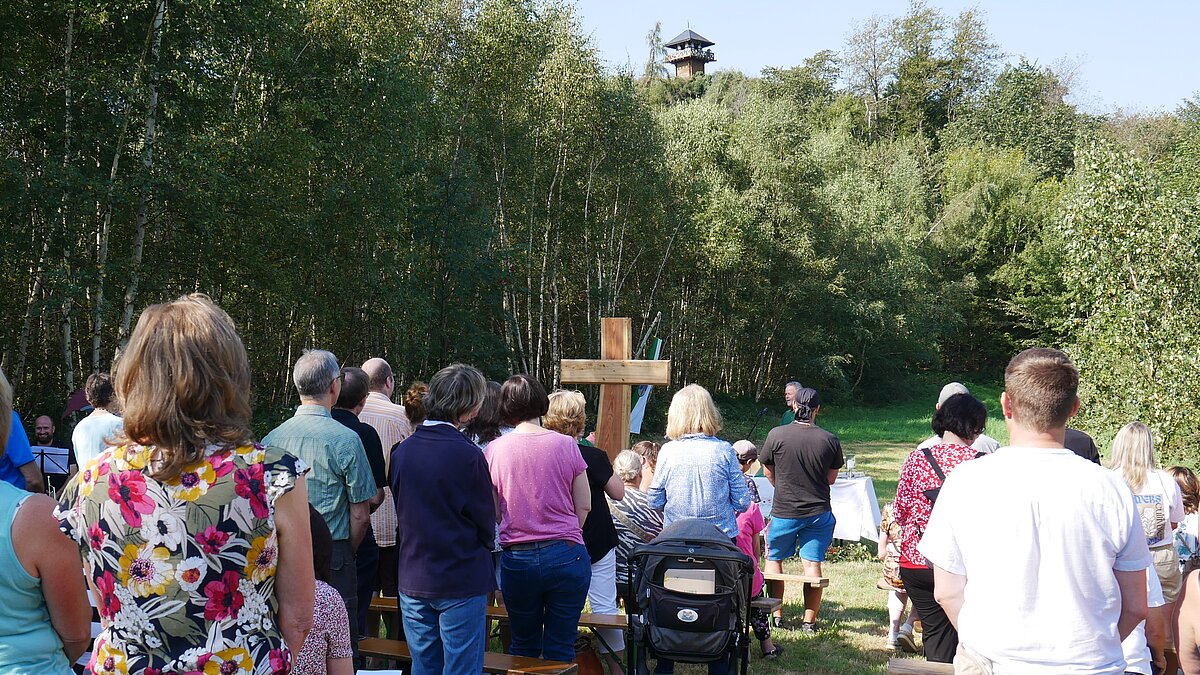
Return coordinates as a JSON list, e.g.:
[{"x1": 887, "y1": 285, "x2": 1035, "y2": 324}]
[{"x1": 0, "y1": 481, "x2": 72, "y2": 673}]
